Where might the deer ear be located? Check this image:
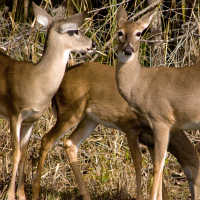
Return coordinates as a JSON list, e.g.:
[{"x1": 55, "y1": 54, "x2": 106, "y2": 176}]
[
  {"x1": 137, "y1": 8, "x2": 157, "y2": 31},
  {"x1": 32, "y1": 2, "x2": 53, "y2": 28},
  {"x1": 116, "y1": 6, "x2": 127, "y2": 28},
  {"x1": 57, "y1": 11, "x2": 87, "y2": 33},
  {"x1": 67, "y1": 11, "x2": 87, "y2": 28},
  {"x1": 58, "y1": 11, "x2": 87, "y2": 33}
]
